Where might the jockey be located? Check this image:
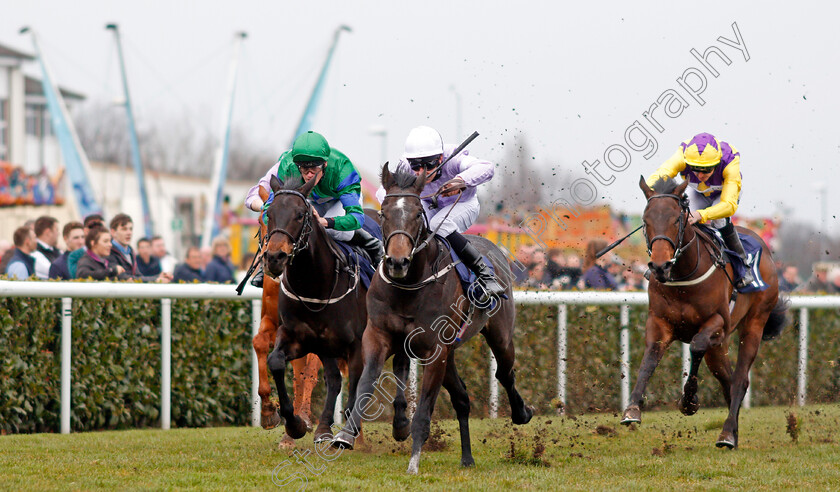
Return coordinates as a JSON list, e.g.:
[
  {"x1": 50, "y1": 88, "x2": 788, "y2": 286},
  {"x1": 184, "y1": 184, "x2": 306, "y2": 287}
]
[
  {"x1": 375, "y1": 126, "x2": 505, "y2": 298},
  {"x1": 245, "y1": 131, "x2": 384, "y2": 288},
  {"x1": 647, "y1": 132, "x2": 754, "y2": 288}
]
